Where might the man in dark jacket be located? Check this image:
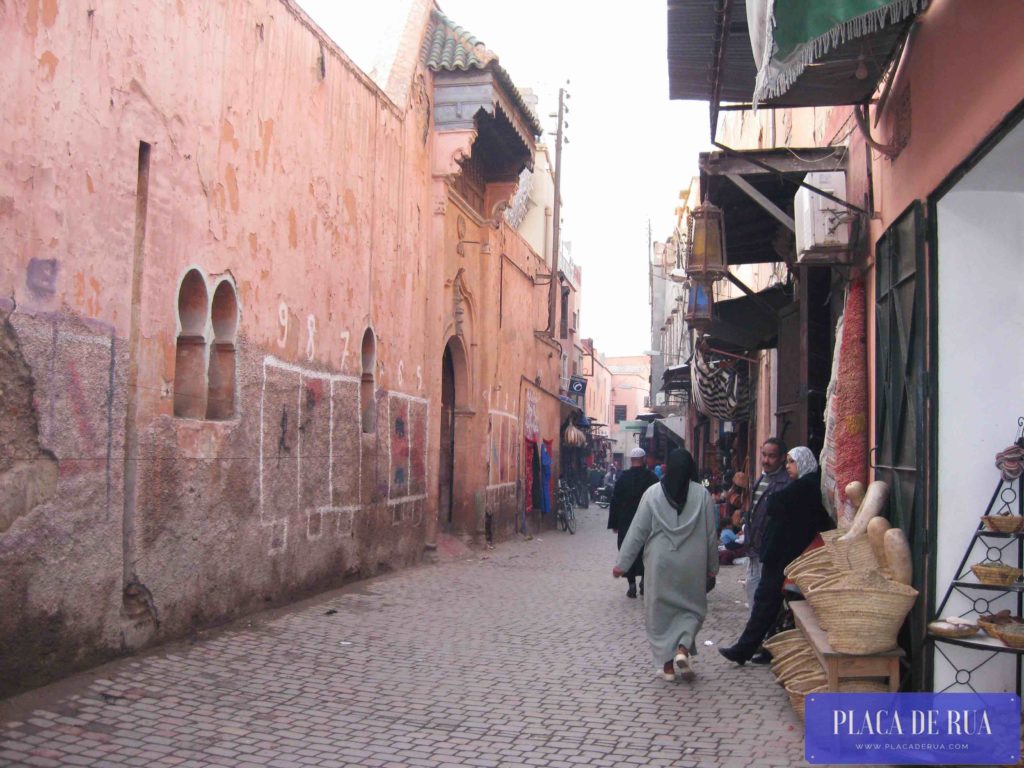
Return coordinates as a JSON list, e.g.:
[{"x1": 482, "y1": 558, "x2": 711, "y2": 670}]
[
  {"x1": 719, "y1": 446, "x2": 834, "y2": 665},
  {"x1": 608, "y1": 447, "x2": 659, "y2": 598}
]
